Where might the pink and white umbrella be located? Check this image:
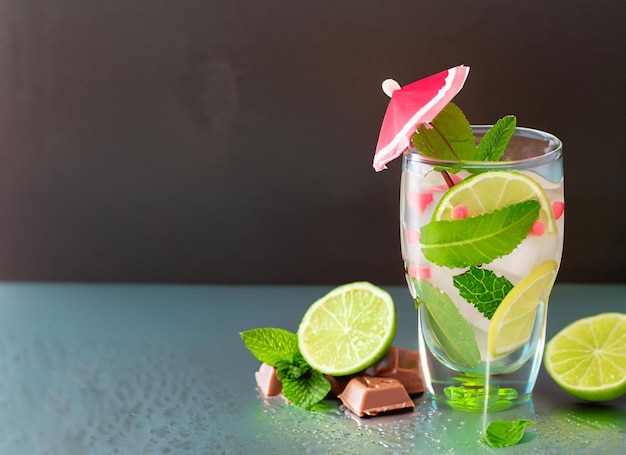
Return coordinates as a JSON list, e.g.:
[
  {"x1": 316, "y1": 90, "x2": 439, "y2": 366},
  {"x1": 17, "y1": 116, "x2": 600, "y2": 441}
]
[{"x1": 373, "y1": 65, "x2": 470, "y2": 171}]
